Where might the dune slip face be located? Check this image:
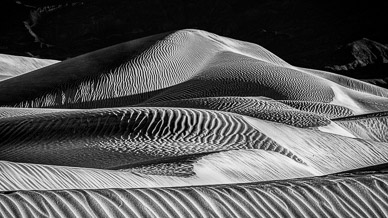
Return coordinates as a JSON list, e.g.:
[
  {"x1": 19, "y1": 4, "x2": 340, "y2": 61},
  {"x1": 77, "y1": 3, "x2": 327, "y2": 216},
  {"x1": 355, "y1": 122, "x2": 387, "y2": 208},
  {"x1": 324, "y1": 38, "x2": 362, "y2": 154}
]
[{"x1": 1, "y1": 29, "x2": 388, "y2": 217}]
